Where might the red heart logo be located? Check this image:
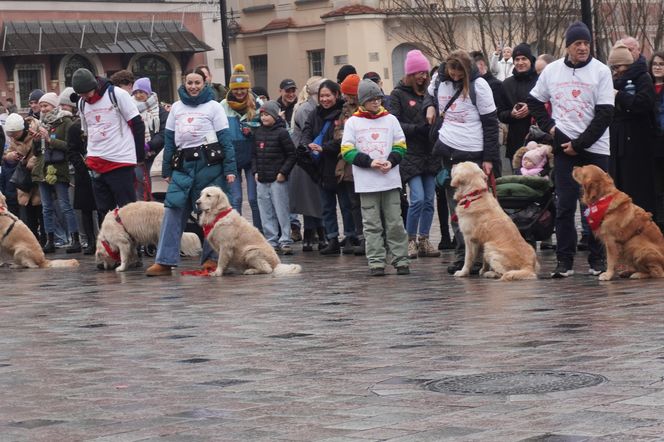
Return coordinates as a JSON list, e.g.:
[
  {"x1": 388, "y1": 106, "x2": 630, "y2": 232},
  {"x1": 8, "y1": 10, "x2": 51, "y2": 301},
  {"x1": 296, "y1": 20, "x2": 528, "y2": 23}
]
[
  {"x1": 371, "y1": 133, "x2": 379, "y2": 140},
  {"x1": 95, "y1": 115, "x2": 101, "y2": 122},
  {"x1": 572, "y1": 89, "x2": 581, "y2": 98},
  {"x1": 450, "y1": 103, "x2": 457, "y2": 111},
  {"x1": 187, "y1": 117, "x2": 194, "y2": 123},
  {"x1": 409, "y1": 100, "x2": 416, "y2": 107}
]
